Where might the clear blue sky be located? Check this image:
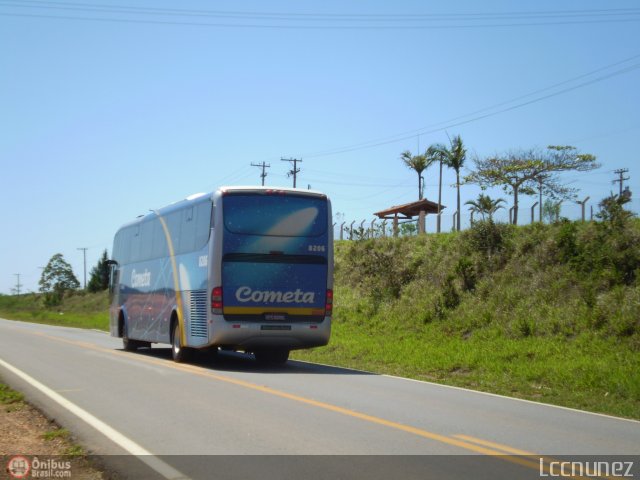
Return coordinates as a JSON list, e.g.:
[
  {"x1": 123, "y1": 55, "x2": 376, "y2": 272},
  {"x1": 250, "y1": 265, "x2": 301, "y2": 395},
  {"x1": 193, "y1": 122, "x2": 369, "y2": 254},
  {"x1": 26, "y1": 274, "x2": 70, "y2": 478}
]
[{"x1": 1, "y1": 0, "x2": 639, "y2": 294}]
